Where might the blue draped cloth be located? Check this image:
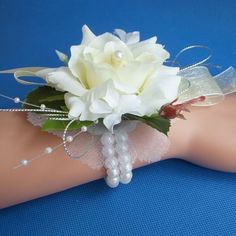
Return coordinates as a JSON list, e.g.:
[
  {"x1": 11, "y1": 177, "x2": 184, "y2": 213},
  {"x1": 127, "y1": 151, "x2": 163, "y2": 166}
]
[{"x1": 0, "y1": 0, "x2": 236, "y2": 235}]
